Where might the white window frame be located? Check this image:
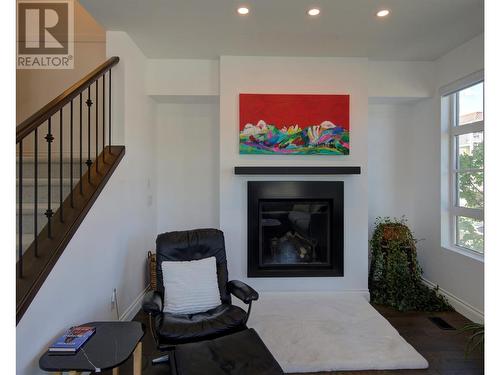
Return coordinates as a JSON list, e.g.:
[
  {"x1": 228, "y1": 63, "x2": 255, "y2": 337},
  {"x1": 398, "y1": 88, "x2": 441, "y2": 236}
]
[{"x1": 440, "y1": 71, "x2": 484, "y2": 260}]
